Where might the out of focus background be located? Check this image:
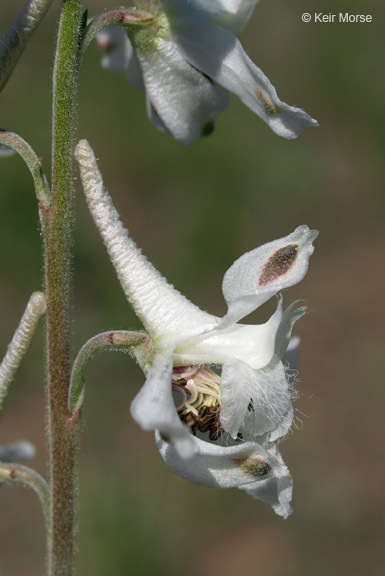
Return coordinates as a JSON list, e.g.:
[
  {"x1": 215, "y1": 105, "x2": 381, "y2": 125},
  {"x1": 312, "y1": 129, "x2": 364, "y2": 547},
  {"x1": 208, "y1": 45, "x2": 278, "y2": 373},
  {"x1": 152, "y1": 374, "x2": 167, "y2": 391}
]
[{"x1": 0, "y1": 0, "x2": 384, "y2": 574}]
